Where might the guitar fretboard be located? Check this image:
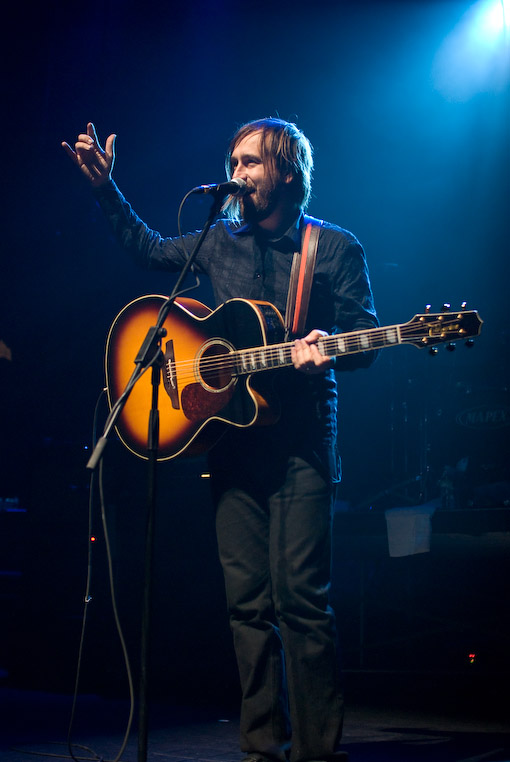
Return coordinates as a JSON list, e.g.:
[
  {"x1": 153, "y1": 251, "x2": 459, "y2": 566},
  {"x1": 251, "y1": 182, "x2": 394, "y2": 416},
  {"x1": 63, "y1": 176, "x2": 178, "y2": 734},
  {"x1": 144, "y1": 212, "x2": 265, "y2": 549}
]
[
  {"x1": 233, "y1": 324, "x2": 400, "y2": 375},
  {"x1": 231, "y1": 311, "x2": 480, "y2": 376}
]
